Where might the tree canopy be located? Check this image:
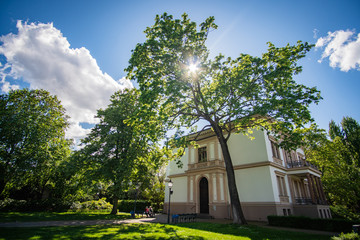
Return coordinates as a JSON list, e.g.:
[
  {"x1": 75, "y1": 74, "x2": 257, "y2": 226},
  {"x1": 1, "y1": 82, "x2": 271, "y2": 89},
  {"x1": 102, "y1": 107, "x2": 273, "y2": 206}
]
[
  {"x1": 0, "y1": 89, "x2": 71, "y2": 199},
  {"x1": 77, "y1": 88, "x2": 170, "y2": 214},
  {"x1": 306, "y1": 117, "x2": 360, "y2": 219},
  {"x1": 126, "y1": 13, "x2": 322, "y2": 224}
]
